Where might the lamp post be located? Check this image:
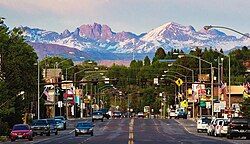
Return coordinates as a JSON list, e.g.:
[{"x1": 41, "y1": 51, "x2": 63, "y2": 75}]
[
  {"x1": 204, "y1": 25, "x2": 250, "y2": 39},
  {"x1": 178, "y1": 54, "x2": 214, "y2": 117},
  {"x1": 203, "y1": 25, "x2": 250, "y2": 108},
  {"x1": 209, "y1": 49, "x2": 231, "y2": 108},
  {"x1": 37, "y1": 56, "x2": 50, "y2": 119},
  {"x1": 168, "y1": 63, "x2": 195, "y2": 119}
]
